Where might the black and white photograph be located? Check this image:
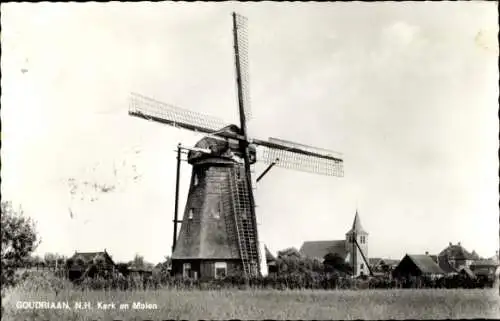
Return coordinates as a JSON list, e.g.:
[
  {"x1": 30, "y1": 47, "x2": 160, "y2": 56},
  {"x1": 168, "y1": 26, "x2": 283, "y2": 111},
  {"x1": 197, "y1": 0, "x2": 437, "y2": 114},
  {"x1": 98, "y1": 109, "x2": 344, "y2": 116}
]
[{"x1": 1, "y1": 1, "x2": 499, "y2": 320}]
